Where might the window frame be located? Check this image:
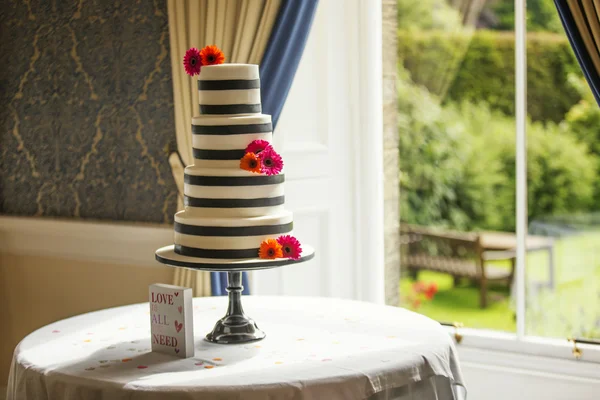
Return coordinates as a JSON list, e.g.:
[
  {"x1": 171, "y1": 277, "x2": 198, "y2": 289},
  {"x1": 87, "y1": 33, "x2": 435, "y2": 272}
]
[
  {"x1": 443, "y1": 326, "x2": 600, "y2": 364},
  {"x1": 440, "y1": 0, "x2": 600, "y2": 365}
]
